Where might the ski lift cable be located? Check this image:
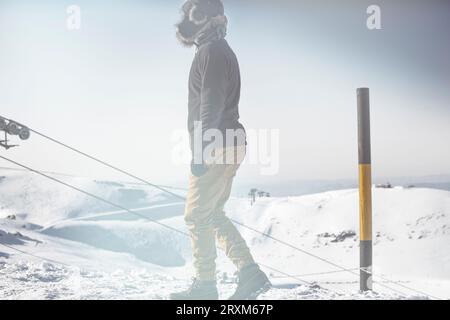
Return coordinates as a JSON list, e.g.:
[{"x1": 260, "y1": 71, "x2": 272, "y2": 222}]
[
  {"x1": 0, "y1": 155, "x2": 429, "y2": 300},
  {"x1": 0, "y1": 117, "x2": 393, "y2": 284},
  {"x1": 42, "y1": 202, "x2": 186, "y2": 230},
  {"x1": 0, "y1": 120, "x2": 440, "y2": 299},
  {"x1": 2, "y1": 121, "x2": 366, "y2": 281},
  {"x1": 271, "y1": 268, "x2": 360, "y2": 279},
  {"x1": 0, "y1": 165, "x2": 188, "y2": 192}
]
